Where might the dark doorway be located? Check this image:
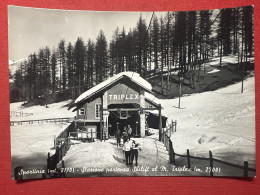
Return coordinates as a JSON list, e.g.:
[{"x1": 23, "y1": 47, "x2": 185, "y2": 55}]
[{"x1": 108, "y1": 104, "x2": 140, "y2": 137}]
